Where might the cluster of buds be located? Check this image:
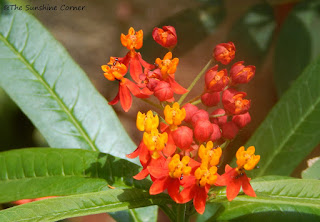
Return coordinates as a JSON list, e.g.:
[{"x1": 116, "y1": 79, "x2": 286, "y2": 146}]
[{"x1": 102, "y1": 26, "x2": 260, "y2": 214}]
